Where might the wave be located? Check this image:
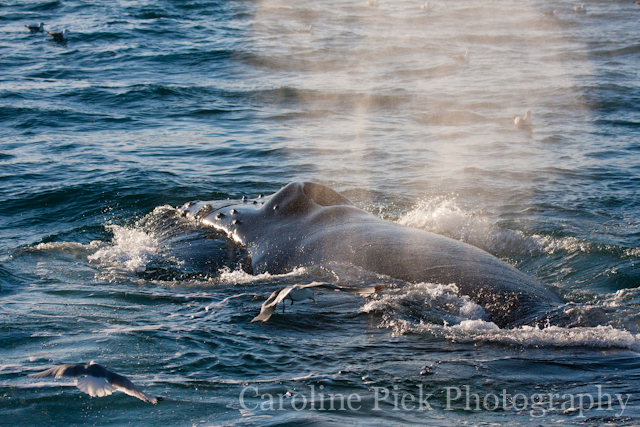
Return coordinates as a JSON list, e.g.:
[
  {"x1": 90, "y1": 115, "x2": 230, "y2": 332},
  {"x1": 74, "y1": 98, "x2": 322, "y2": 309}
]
[
  {"x1": 361, "y1": 281, "x2": 640, "y2": 352},
  {"x1": 411, "y1": 321, "x2": 640, "y2": 352}
]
